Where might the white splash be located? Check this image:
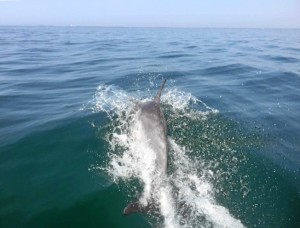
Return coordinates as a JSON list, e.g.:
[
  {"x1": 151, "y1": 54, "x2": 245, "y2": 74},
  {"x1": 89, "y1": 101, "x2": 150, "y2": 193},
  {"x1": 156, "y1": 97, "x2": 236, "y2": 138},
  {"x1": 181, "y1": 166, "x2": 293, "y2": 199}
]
[
  {"x1": 169, "y1": 139, "x2": 244, "y2": 228},
  {"x1": 162, "y1": 88, "x2": 219, "y2": 120},
  {"x1": 89, "y1": 83, "x2": 244, "y2": 228}
]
